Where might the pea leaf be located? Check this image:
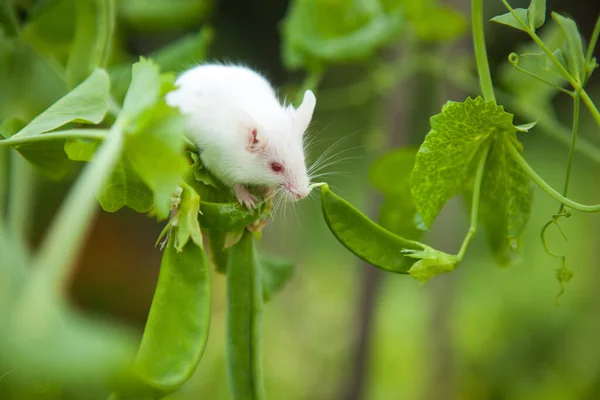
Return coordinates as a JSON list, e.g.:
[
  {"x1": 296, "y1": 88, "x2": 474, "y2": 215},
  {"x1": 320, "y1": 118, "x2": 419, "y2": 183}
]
[
  {"x1": 10, "y1": 69, "x2": 109, "y2": 139},
  {"x1": 499, "y1": 21, "x2": 568, "y2": 104},
  {"x1": 369, "y1": 147, "x2": 422, "y2": 240},
  {"x1": 527, "y1": 0, "x2": 546, "y2": 29},
  {"x1": 552, "y1": 12, "x2": 586, "y2": 82},
  {"x1": 124, "y1": 103, "x2": 188, "y2": 219},
  {"x1": 259, "y1": 255, "x2": 295, "y2": 302},
  {"x1": 490, "y1": 8, "x2": 529, "y2": 32},
  {"x1": 403, "y1": 244, "x2": 458, "y2": 283},
  {"x1": 97, "y1": 158, "x2": 154, "y2": 213},
  {"x1": 172, "y1": 185, "x2": 203, "y2": 251},
  {"x1": 410, "y1": 97, "x2": 515, "y2": 228},
  {"x1": 479, "y1": 136, "x2": 533, "y2": 265},
  {"x1": 281, "y1": 0, "x2": 403, "y2": 69},
  {"x1": 99, "y1": 58, "x2": 188, "y2": 218},
  {"x1": 1, "y1": 118, "x2": 72, "y2": 180},
  {"x1": 64, "y1": 138, "x2": 101, "y2": 162}
]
